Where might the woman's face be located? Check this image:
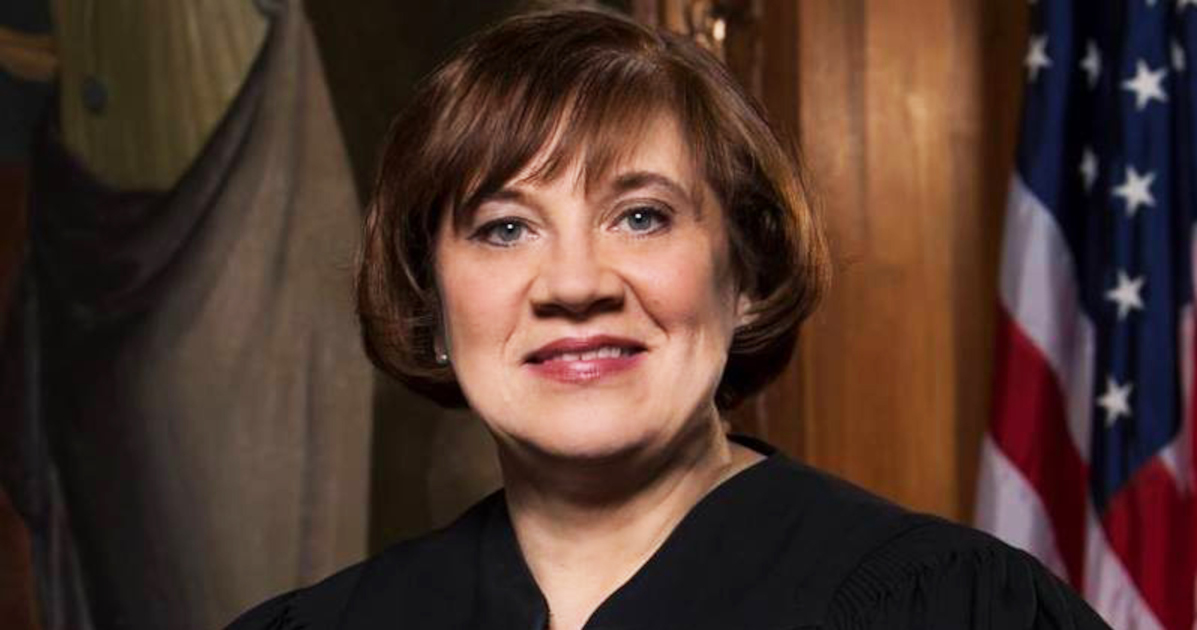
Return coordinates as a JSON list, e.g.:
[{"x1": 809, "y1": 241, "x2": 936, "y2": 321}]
[{"x1": 435, "y1": 114, "x2": 748, "y2": 463}]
